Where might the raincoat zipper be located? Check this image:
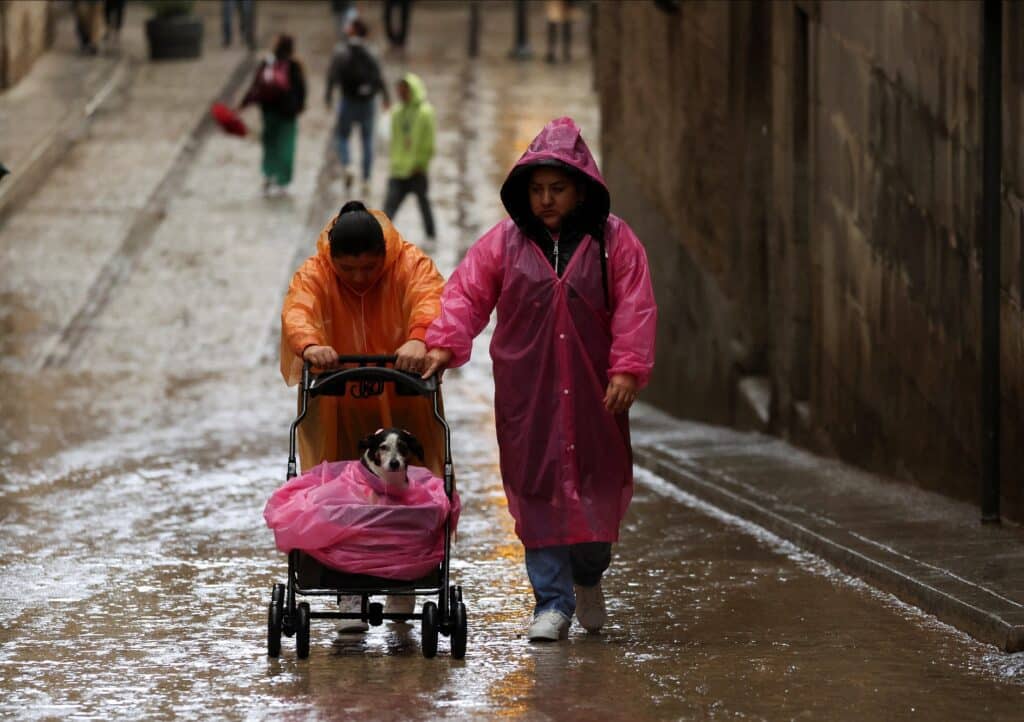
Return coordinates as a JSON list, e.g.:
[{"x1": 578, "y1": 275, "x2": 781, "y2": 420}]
[{"x1": 359, "y1": 295, "x2": 367, "y2": 352}]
